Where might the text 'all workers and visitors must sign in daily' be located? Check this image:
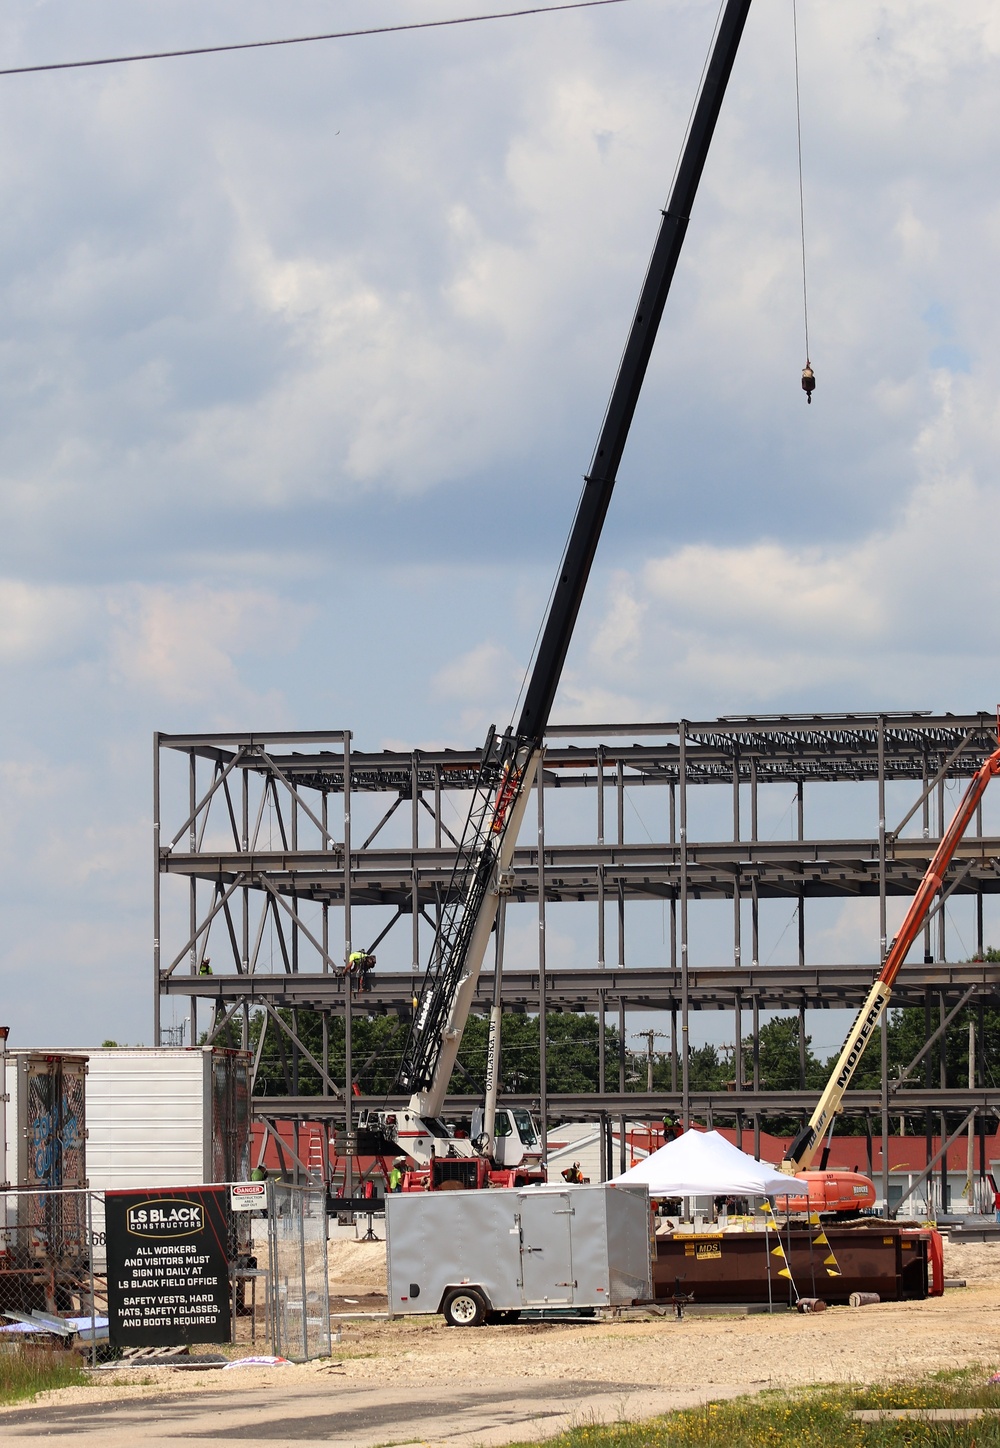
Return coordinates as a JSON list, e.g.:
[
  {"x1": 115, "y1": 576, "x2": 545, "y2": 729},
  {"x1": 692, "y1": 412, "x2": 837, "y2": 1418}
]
[{"x1": 105, "y1": 1186, "x2": 231, "y2": 1346}]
